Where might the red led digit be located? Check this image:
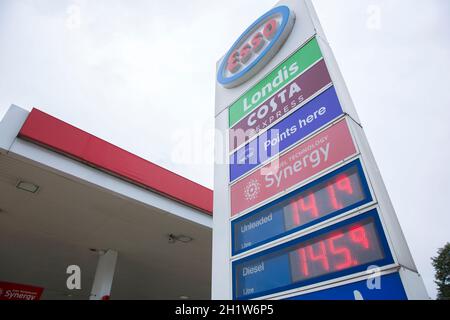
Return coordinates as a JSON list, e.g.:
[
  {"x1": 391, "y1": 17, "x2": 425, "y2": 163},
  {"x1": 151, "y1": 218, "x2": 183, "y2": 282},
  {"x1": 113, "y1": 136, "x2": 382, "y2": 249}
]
[
  {"x1": 327, "y1": 232, "x2": 353, "y2": 270},
  {"x1": 326, "y1": 184, "x2": 342, "y2": 210},
  {"x1": 307, "y1": 241, "x2": 330, "y2": 271},
  {"x1": 299, "y1": 193, "x2": 319, "y2": 218},
  {"x1": 251, "y1": 32, "x2": 265, "y2": 53},
  {"x1": 239, "y1": 43, "x2": 252, "y2": 64},
  {"x1": 349, "y1": 225, "x2": 370, "y2": 249},
  {"x1": 336, "y1": 174, "x2": 353, "y2": 195},
  {"x1": 290, "y1": 200, "x2": 301, "y2": 226},
  {"x1": 263, "y1": 18, "x2": 278, "y2": 40},
  {"x1": 227, "y1": 50, "x2": 241, "y2": 74},
  {"x1": 297, "y1": 248, "x2": 309, "y2": 277}
]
